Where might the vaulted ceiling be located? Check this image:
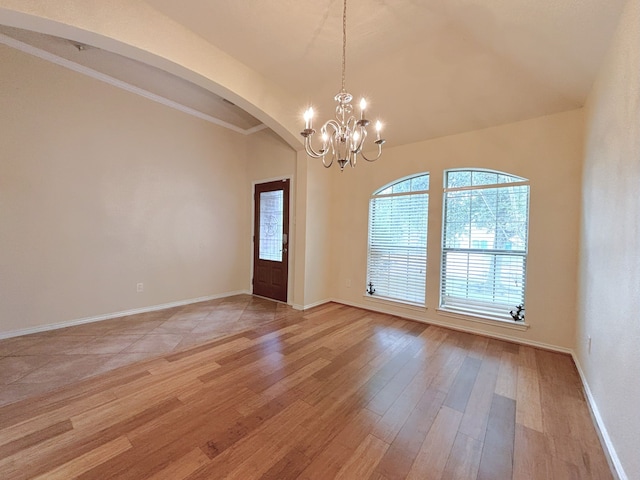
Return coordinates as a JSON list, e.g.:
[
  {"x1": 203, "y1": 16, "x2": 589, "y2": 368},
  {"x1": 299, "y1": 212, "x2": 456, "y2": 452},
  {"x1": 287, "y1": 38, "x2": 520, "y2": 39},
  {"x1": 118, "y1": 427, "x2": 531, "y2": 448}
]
[{"x1": 0, "y1": 0, "x2": 627, "y2": 148}]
